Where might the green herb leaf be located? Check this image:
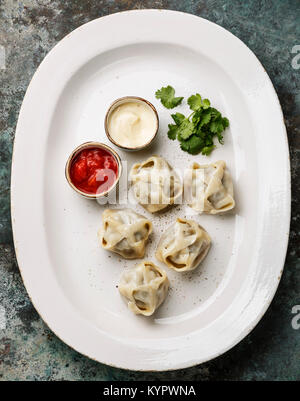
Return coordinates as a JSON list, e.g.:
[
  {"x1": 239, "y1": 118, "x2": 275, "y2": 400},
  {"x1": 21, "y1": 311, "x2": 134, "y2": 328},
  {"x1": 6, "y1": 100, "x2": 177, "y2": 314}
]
[
  {"x1": 222, "y1": 117, "x2": 229, "y2": 128},
  {"x1": 217, "y1": 133, "x2": 224, "y2": 144},
  {"x1": 210, "y1": 108, "x2": 221, "y2": 119},
  {"x1": 187, "y1": 93, "x2": 202, "y2": 111},
  {"x1": 198, "y1": 109, "x2": 212, "y2": 127},
  {"x1": 159, "y1": 87, "x2": 229, "y2": 155},
  {"x1": 155, "y1": 85, "x2": 184, "y2": 109},
  {"x1": 201, "y1": 145, "x2": 215, "y2": 155},
  {"x1": 177, "y1": 119, "x2": 195, "y2": 140},
  {"x1": 171, "y1": 112, "x2": 185, "y2": 126},
  {"x1": 167, "y1": 124, "x2": 178, "y2": 140},
  {"x1": 180, "y1": 136, "x2": 205, "y2": 155},
  {"x1": 202, "y1": 99, "x2": 210, "y2": 109},
  {"x1": 188, "y1": 94, "x2": 211, "y2": 111}
]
